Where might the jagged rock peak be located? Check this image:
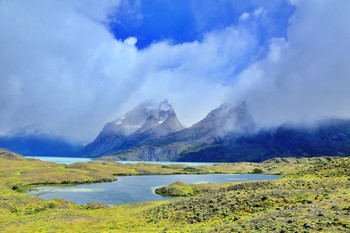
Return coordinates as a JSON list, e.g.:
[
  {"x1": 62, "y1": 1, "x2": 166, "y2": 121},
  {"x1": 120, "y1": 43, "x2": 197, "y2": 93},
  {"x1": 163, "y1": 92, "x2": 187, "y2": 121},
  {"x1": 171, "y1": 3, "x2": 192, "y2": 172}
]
[
  {"x1": 192, "y1": 101, "x2": 254, "y2": 135},
  {"x1": 153, "y1": 112, "x2": 185, "y2": 136},
  {"x1": 136, "y1": 115, "x2": 160, "y2": 133},
  {"x1": 99, "y1": 99, "x2": 178, "y2": 136},
  {"x1": 158, "y1": 99, "x2": 173, "y2": 112}
]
